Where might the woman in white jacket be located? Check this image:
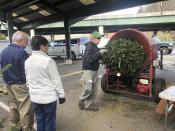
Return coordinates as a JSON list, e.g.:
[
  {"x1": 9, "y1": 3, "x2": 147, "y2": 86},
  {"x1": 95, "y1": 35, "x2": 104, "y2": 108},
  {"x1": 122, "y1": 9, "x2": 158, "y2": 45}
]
[{"x1": 25, "y1": 36, "x2": 65, "y2": 131}]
